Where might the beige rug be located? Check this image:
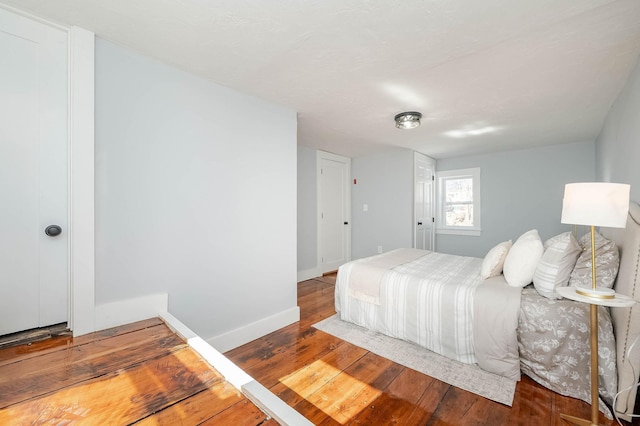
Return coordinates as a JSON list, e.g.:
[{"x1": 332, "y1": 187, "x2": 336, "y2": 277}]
[{"x1": 313, "y1": 314, "x2": 516, "y2": 406}]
